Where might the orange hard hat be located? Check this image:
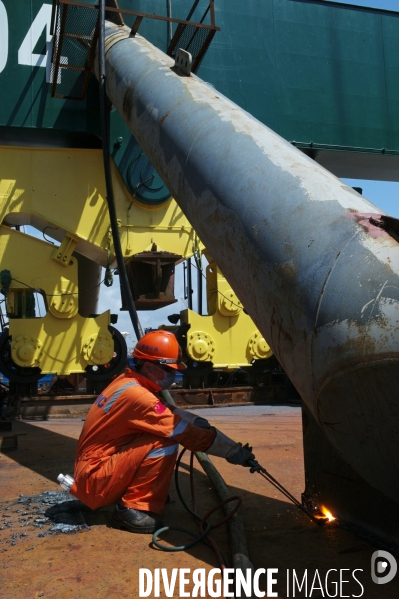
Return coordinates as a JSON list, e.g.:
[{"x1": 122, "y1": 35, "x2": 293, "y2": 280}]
[{"x1": 133, "y1": 330, "x2": 187, "y2": 371}]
